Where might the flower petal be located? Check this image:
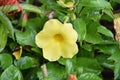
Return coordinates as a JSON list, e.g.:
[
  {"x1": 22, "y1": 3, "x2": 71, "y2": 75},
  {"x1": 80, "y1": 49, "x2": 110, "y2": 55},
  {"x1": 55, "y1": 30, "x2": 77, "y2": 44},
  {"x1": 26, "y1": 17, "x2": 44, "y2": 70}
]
[
  {"x1": 35, "y1": 30, "x2": 54, "y2": 48},
  {"x1": 35, "y1": 19, "x2": 64, "y2": 48},
  {"x1": 61, "y1": 42, "x2": 78, "y2": 58},
  {"x1": 43, "y1": 19, "x2": 63, "y2": 31},
  {"x1": 61, "y1": 23, "x2": 78, "y2": 43},
  {"x1": 43, "y1": 42, "x2": 61, "y2": 61},
  {"x1": 13, "y1": 46, "x2": 22, "y2": 60}
]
